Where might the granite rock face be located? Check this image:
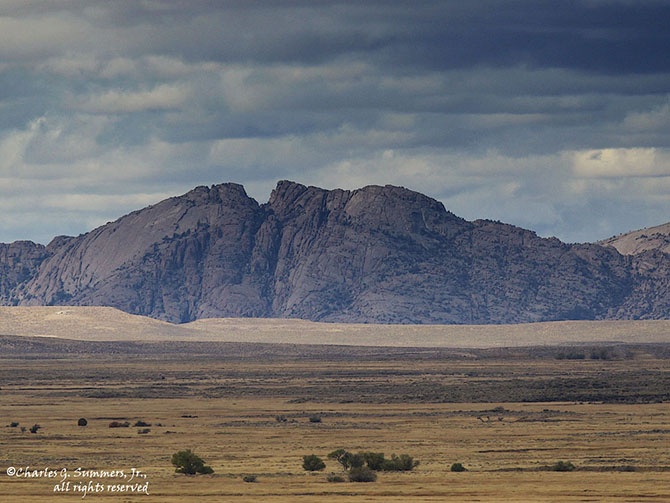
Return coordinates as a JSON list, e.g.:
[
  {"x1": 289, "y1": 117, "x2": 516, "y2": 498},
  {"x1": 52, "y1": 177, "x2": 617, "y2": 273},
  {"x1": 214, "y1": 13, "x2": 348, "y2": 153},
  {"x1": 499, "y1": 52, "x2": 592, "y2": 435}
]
[
  {"x1": 1, "y1": 180, "x2": 669, "y2": 324},
  {"x1": 0, "y1": 241, "x2": 49, "y2": 304},
  {"x1": 17, "y1": 184, "x2": 269, "y2": 322},
  {"x1": 600, "y1": 224, "x2": 670, "y2": 320},
  {"x1": 601, "y1": 222, "x2": 670, "y2": 256}
]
